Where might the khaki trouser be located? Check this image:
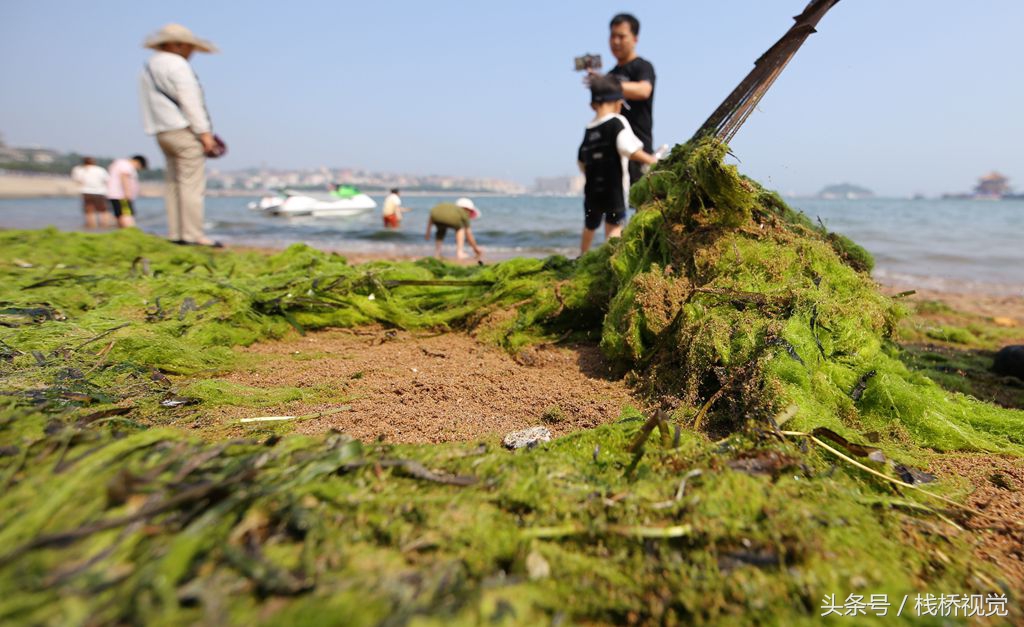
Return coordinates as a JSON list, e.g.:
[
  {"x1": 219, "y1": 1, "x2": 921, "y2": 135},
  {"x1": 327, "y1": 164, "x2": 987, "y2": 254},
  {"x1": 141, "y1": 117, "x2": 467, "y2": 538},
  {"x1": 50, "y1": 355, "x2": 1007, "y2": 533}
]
[{"x1": 156, "y1": 128, "x2": 206, "y2": 242}]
